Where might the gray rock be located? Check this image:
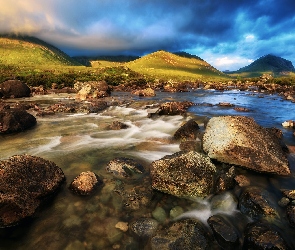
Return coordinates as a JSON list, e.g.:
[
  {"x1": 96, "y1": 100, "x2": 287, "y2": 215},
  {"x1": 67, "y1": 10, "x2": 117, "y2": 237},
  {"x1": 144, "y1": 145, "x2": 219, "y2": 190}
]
[
  {"x1": 69, "y1": 171, "x2": 102, "y2": 195},
  {"x1": 238, "y1": 186, "x2": 279, "y2": 220},
  {"x1": 150, "y1": 219, "x2": 214, "y2": 250},
  {"x1": 203, "y1": 116, "x2": 290, "y2": 176},
  {"x1": 0, "y1": 155, "x2": 65, "y2": 227},
  {"x1": 150, "y1": 151, "x2": 216, "y2": 199},
  {"x1": 243, "y1": 221, "x2": 291, "y2": 249},
  {"x1": 129, "y1": 217, "x2": 159, "y2": 238}
]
